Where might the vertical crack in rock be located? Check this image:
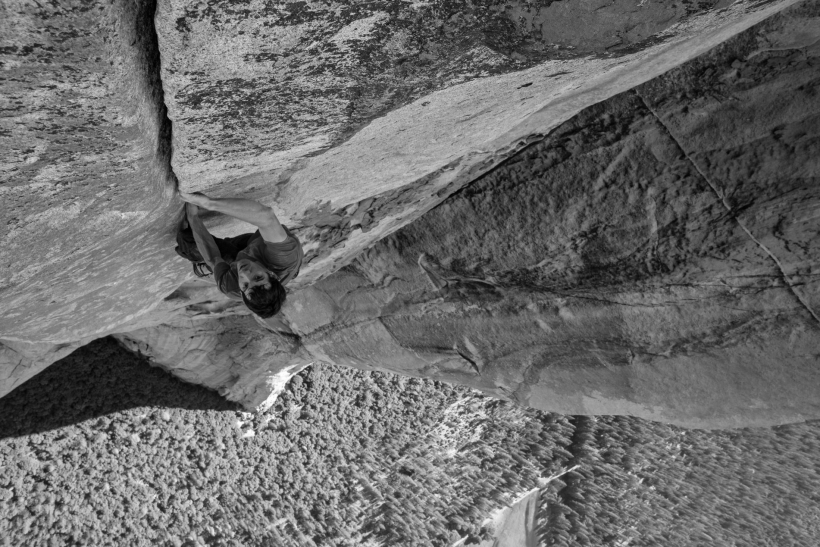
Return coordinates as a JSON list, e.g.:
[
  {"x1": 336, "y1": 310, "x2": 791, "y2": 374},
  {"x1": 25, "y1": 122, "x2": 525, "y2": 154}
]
[
  {"x1": 634, "y1": 90, "x2": 820, "y2": 326},
  {"x1": 130, "y1": 0, "x2": 178, "y2": 198}
]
